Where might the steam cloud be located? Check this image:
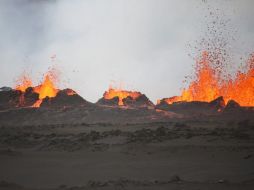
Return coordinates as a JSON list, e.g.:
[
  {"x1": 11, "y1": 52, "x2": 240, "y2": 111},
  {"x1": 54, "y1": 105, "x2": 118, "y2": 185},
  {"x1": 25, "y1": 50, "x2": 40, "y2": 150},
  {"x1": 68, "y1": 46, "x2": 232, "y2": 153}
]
[{"x1": 0, "y1": 0, "x2": 253, "y2": 103}]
